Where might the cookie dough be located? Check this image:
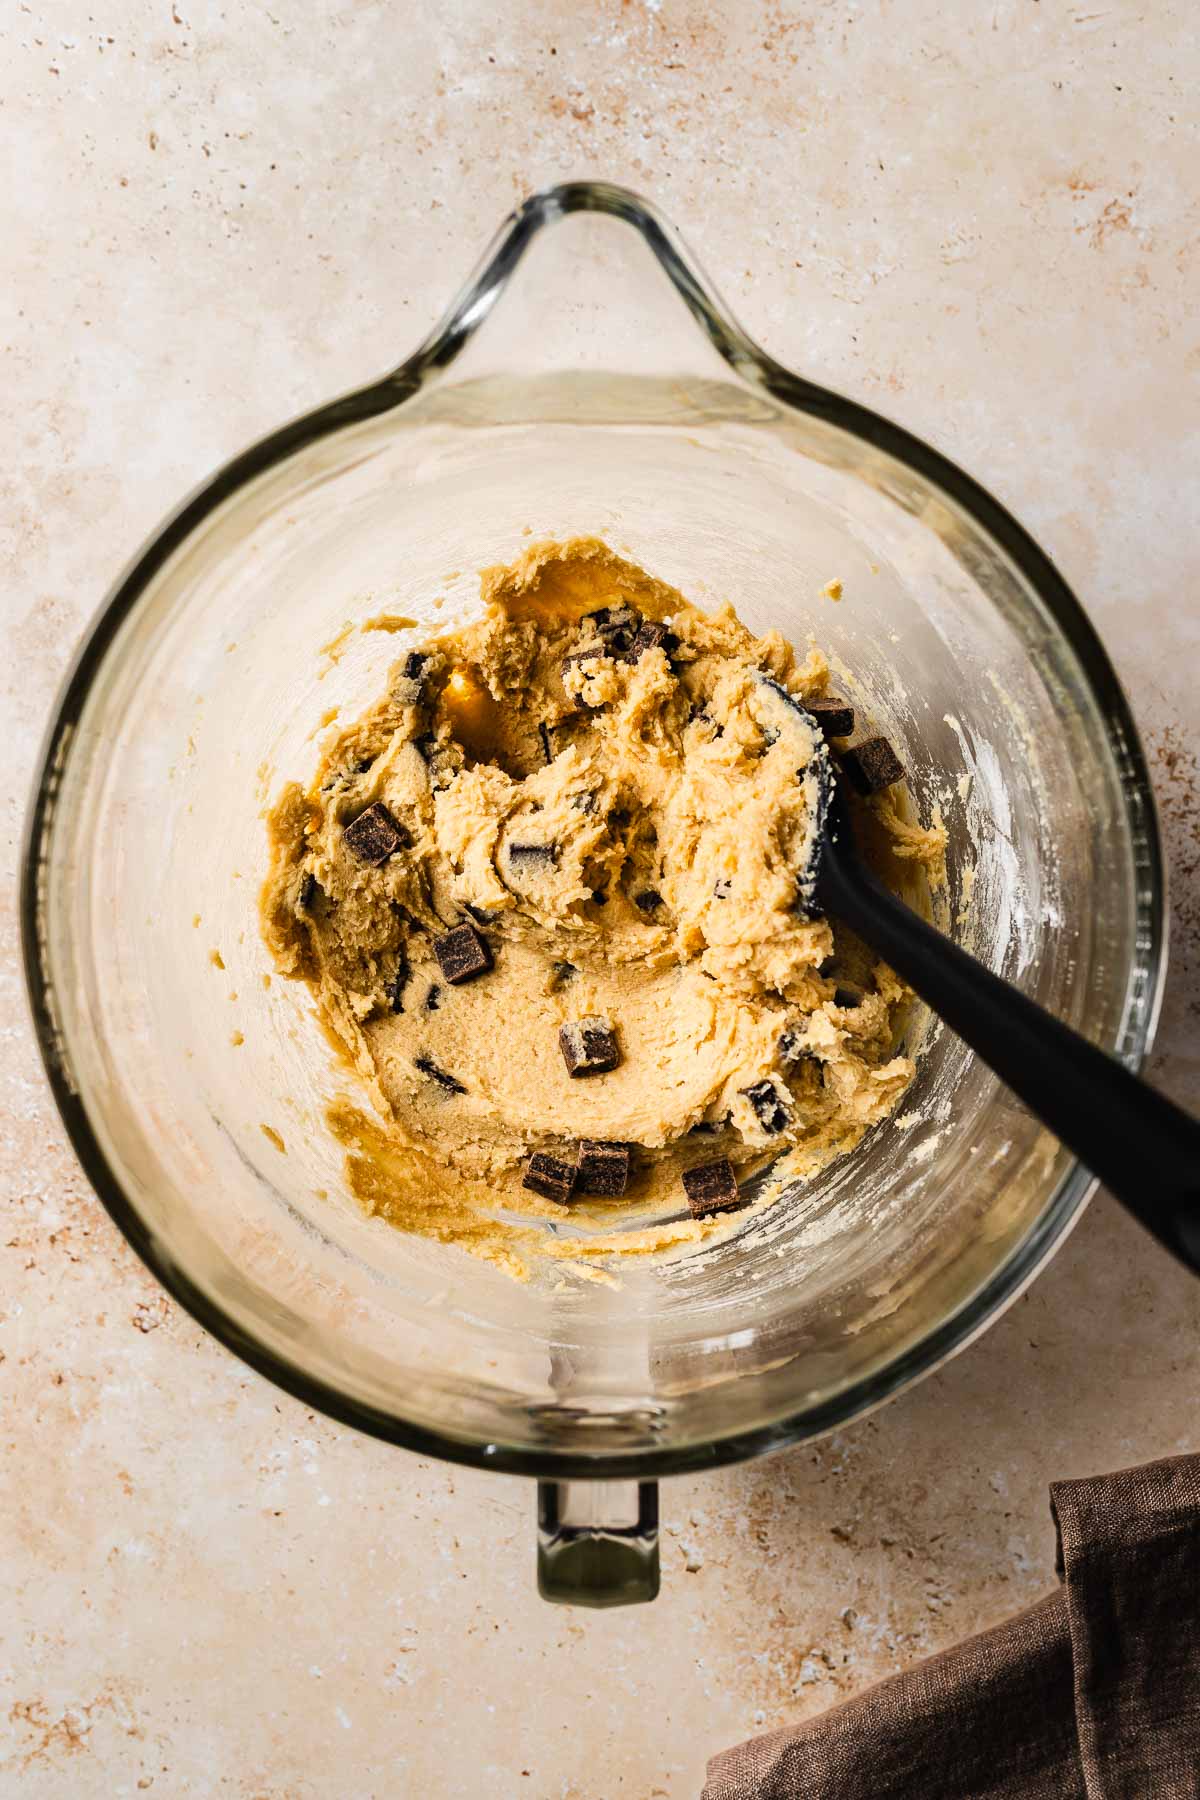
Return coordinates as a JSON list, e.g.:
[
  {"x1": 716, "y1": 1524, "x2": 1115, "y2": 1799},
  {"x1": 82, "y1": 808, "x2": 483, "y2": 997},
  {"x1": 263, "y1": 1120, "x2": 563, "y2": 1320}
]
[{"x1": 261, "y1": 537, "x2": 944, "y2": 1279}]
